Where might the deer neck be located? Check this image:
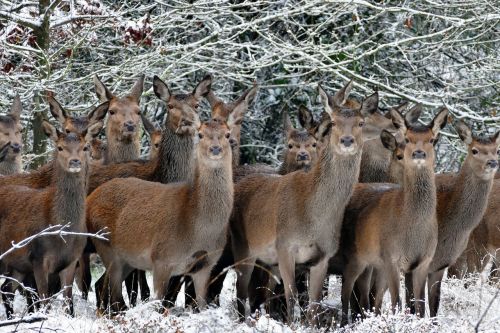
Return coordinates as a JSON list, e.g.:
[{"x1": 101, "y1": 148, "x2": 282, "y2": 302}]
[
  {"x1": 104, "y1": 129, "x2": 140, "y2": 164},
  {"x1": 192, "y1": 155, "x2": 234, "y2": 227},
  {"x1": 402, "y1": 165, "x2": 436, "y2": 223},
  {"x1": 445, "y1": 159, "x2": 494, "y2": 232},
  {"x1": 154, "y1": 124, "x2": 195, "y2": 184},
  {"x1": 0, "y1": 156, "x2": 22, "y2": 176},
  {"x1": 52, "y1": 159, "x2": 89, "y2": 231}
]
